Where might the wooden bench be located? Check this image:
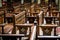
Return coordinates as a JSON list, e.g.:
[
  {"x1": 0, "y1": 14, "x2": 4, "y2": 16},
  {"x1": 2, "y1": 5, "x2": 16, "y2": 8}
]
[
  {"x1": 0, "y1": 24, "x2": 33, "y2": 40},
  {"x1": 0, "y1": 10, "x2": 14, "y2": 34},
  {"x1": 0, "y1": 25, "x2": 37, "y2": 40},
  {"x1": 37, "y1": 24, "x2": 58, "y2": 40},
  {"x1": 12, "y1": 24, "x2": 33, "y2": 36}
]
